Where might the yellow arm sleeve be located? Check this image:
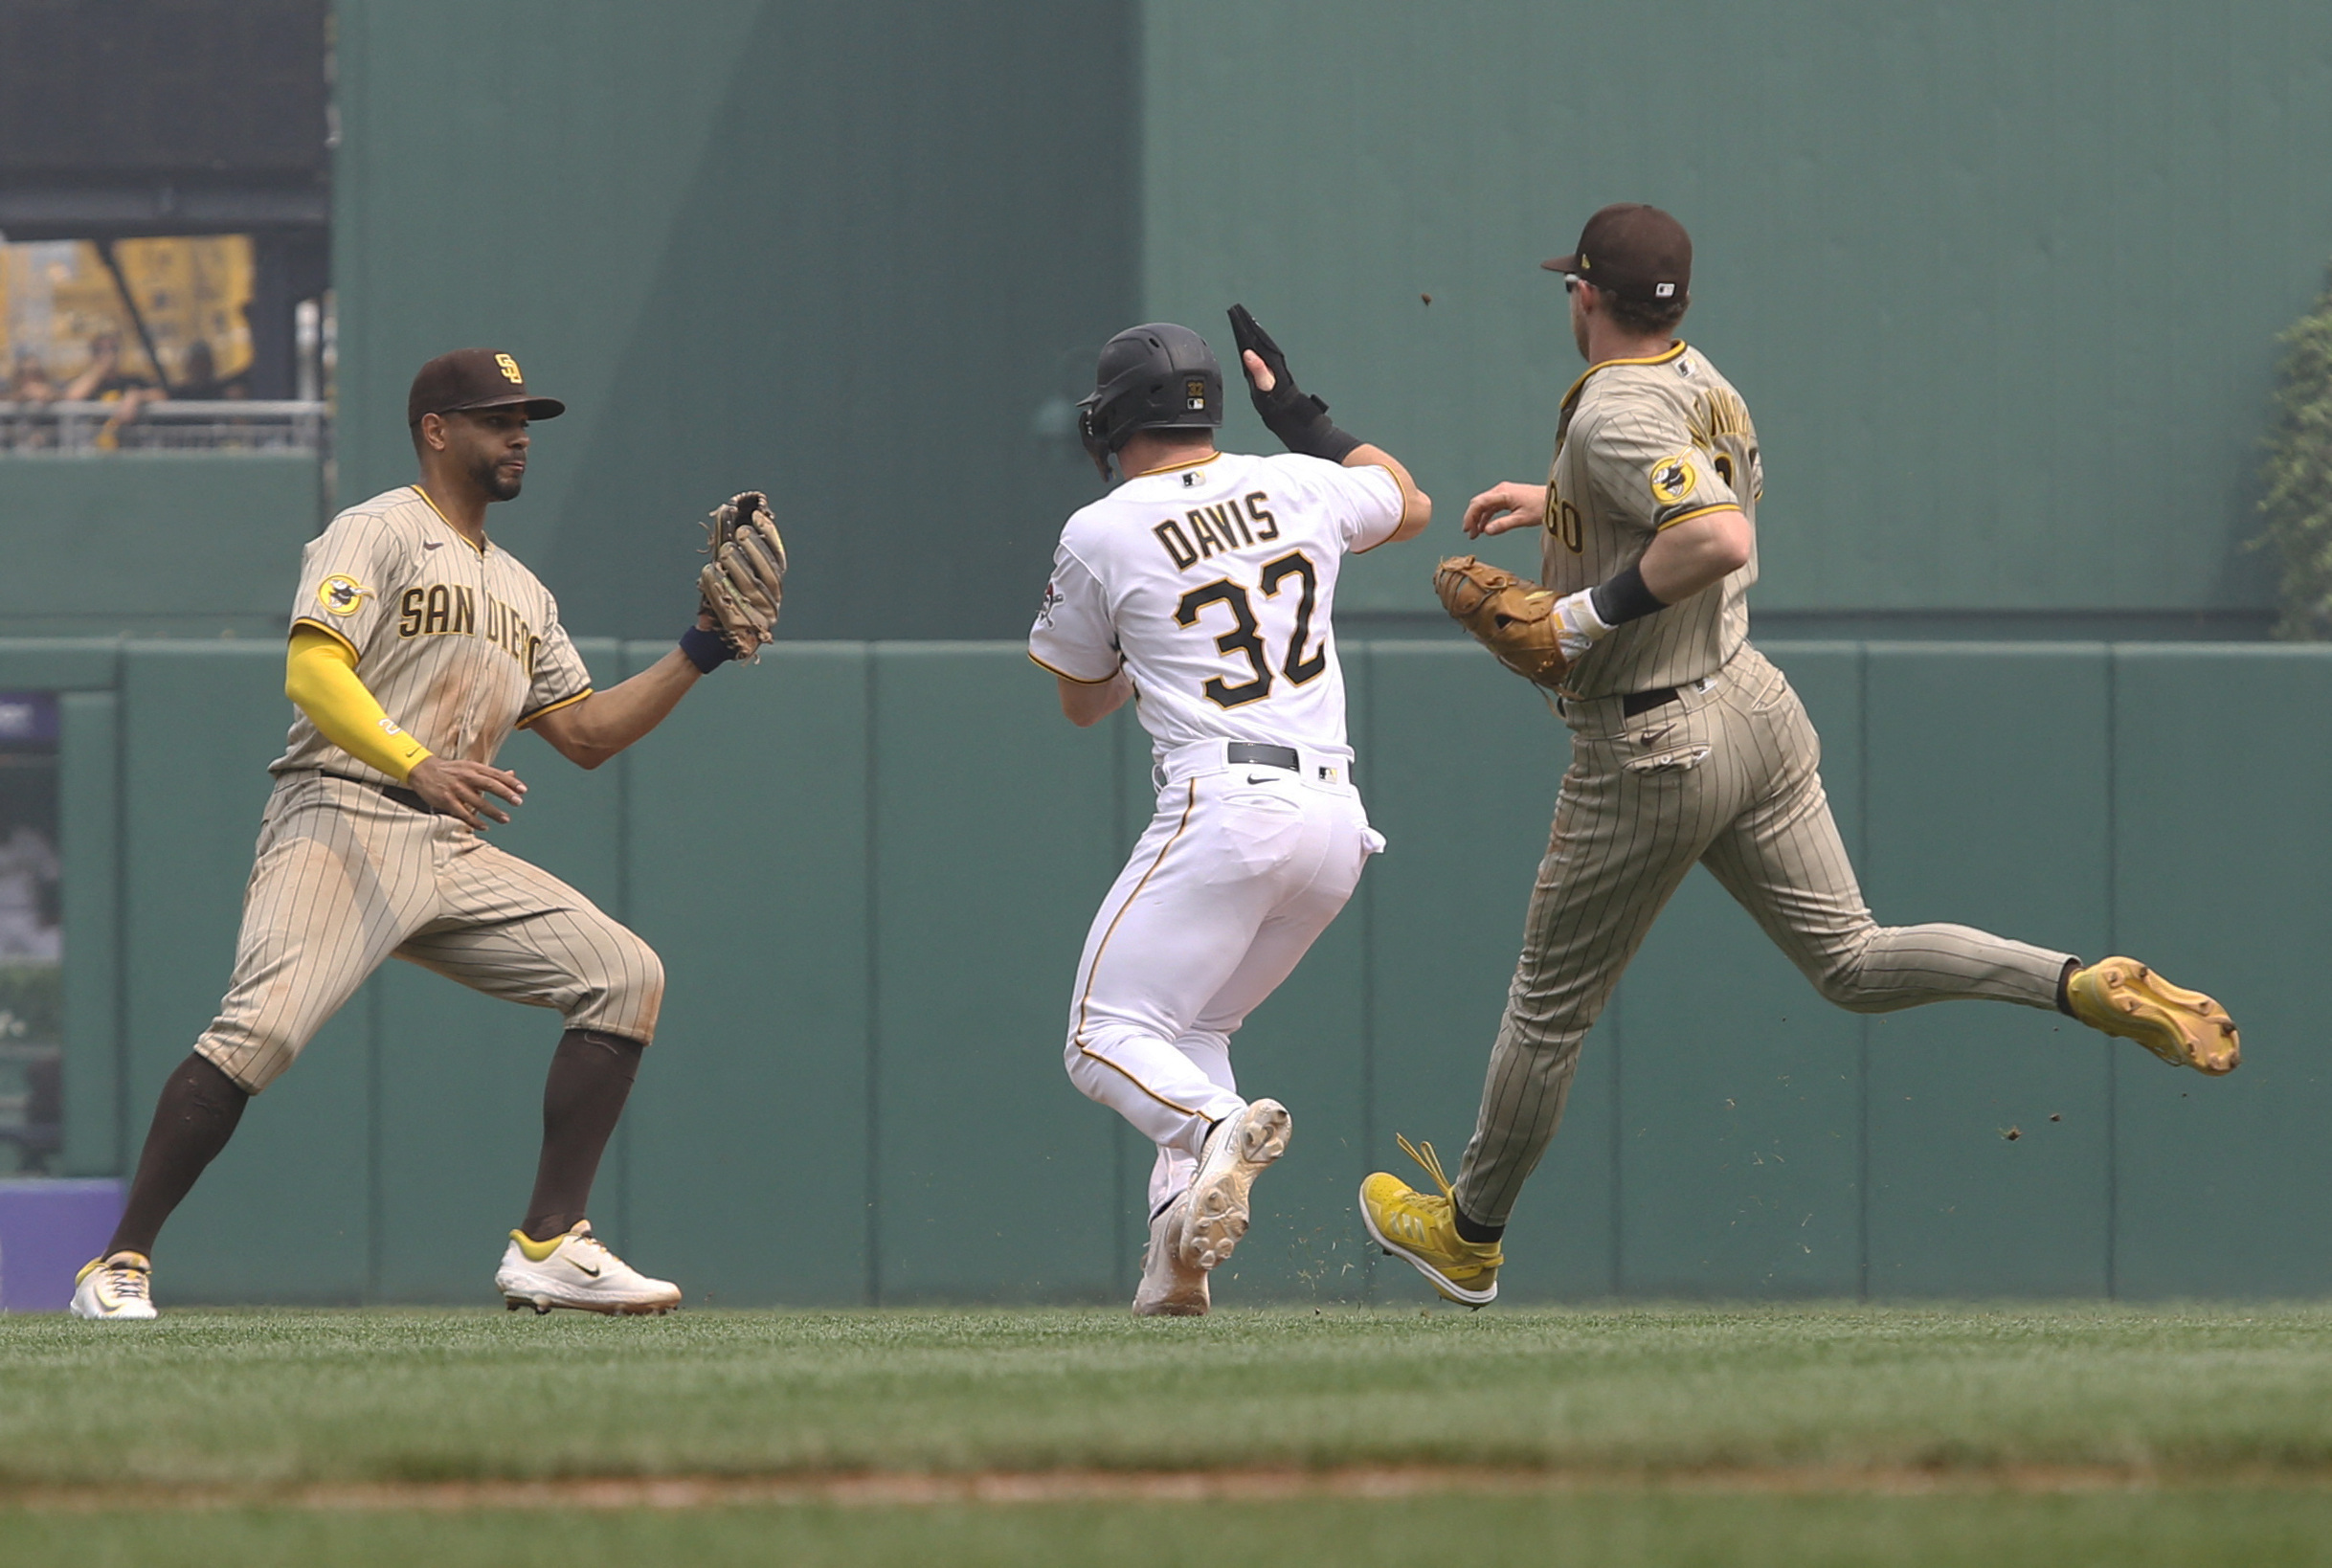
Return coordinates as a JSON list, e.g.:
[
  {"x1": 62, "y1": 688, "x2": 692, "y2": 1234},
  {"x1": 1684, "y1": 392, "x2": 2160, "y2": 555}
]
[{"x1": 285, "y1": 625, "x2": 433, "y2": 782}]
